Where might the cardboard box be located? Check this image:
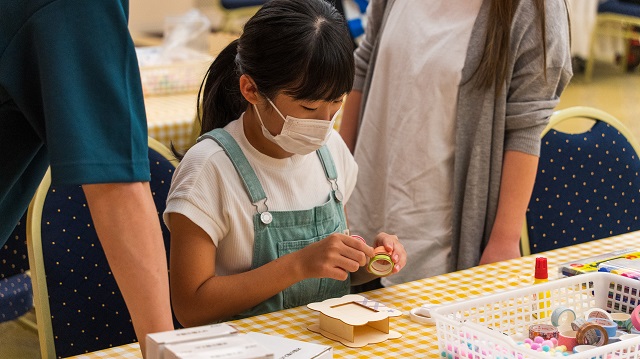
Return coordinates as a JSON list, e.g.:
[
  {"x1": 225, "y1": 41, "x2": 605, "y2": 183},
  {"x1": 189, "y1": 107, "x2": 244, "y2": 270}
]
[{"x1": 146, "y1": 323, "x2": 238, "y2": 359}]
